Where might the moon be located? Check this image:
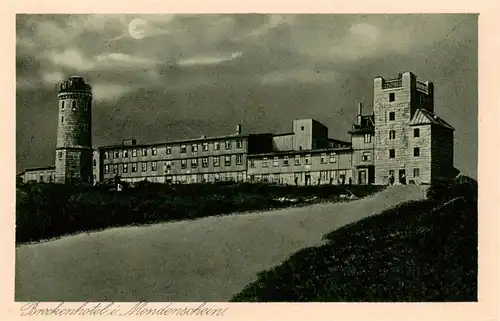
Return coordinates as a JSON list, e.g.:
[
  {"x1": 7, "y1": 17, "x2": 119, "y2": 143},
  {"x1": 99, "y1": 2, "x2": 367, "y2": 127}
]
[{"x1": 128, "y1": 18, "x2": 148, "y2": 40}]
